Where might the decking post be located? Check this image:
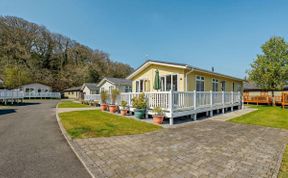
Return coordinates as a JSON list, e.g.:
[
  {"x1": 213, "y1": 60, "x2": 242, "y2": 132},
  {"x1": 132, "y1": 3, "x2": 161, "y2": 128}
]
[
  {"x1": 128, "y1": 93, "x2": 131, "y2": 107},
  {"x1": 231, "y1": 91, "x2": 234, "y2": 111},
  {"x1": 210, "y1": 91, "x2": 213, "y2": 117},
  {"x1": 193, "y1": 90, "x2": 197, "y2": 121},
  {"x1": 169, "y1": 90, "x2": 174, "y2": 125},
  {"x1": 222, "y1": 91, "x2": 225, "y2": 113}
]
